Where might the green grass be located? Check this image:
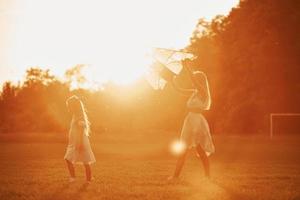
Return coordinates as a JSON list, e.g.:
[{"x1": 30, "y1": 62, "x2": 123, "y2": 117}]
[{"x1": 0, "y1": 132, "x2": 300, "y2": 200}]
